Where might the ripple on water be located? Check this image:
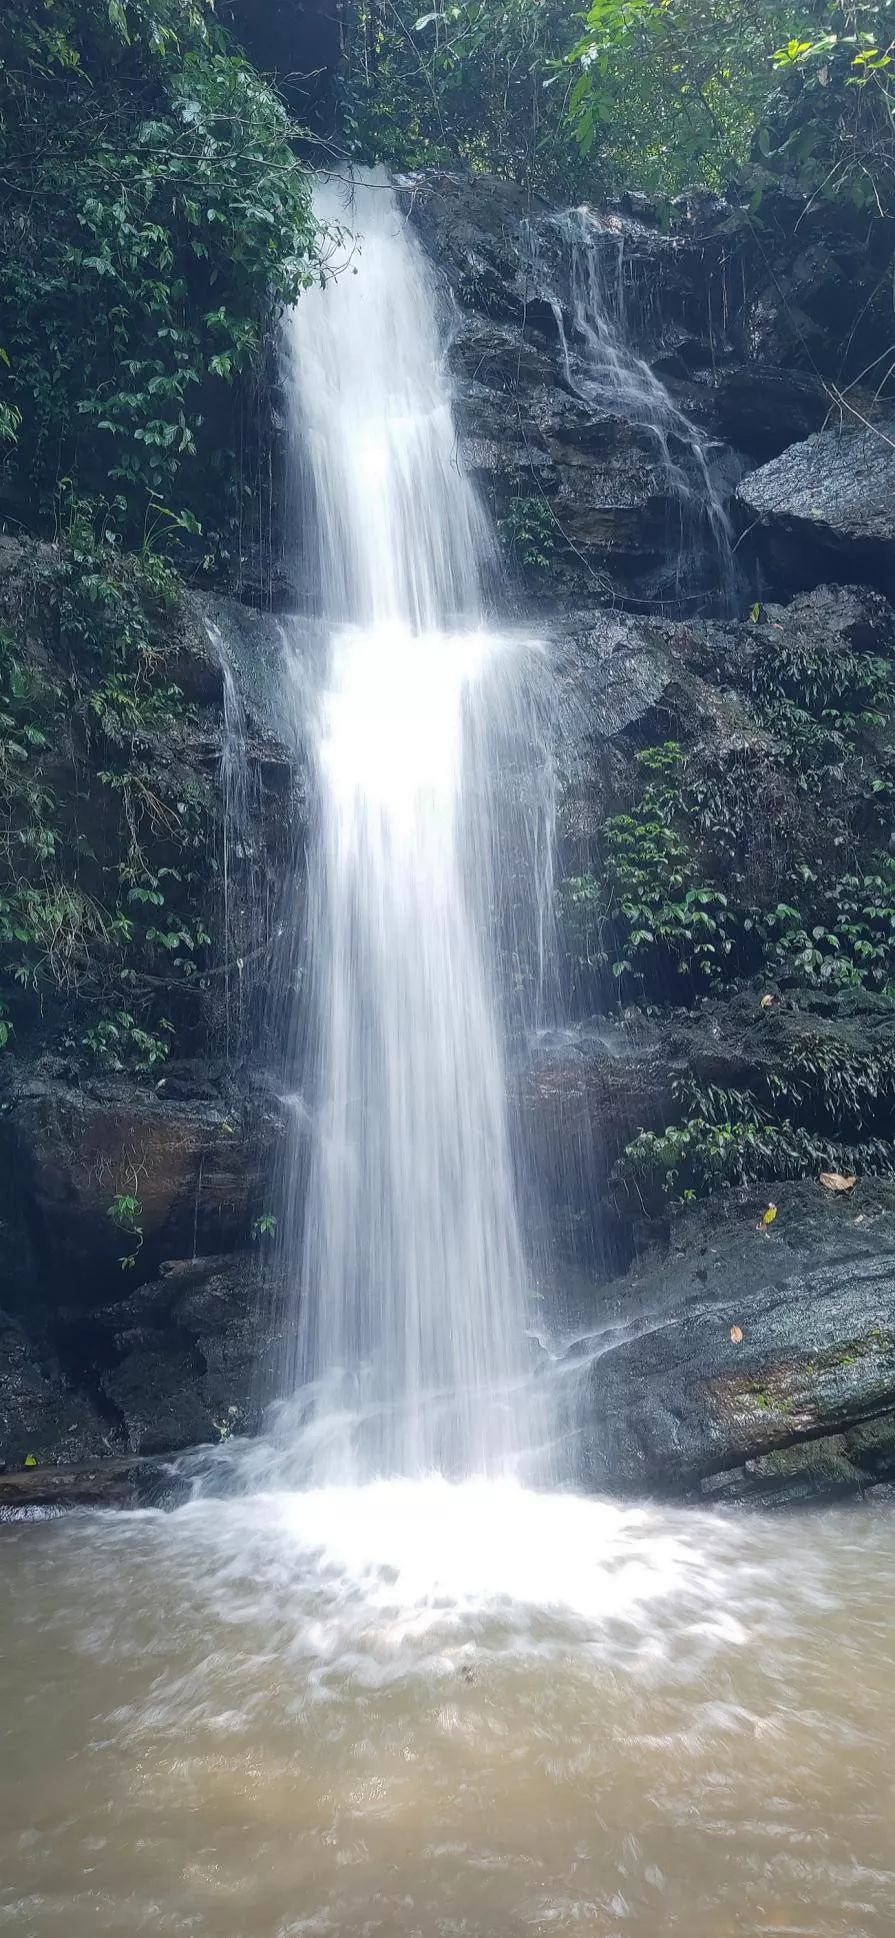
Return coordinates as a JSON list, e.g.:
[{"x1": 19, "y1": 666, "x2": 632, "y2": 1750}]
[{"x1": 1, "y1": 1484, "x2": 894, "y2": 1938}]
